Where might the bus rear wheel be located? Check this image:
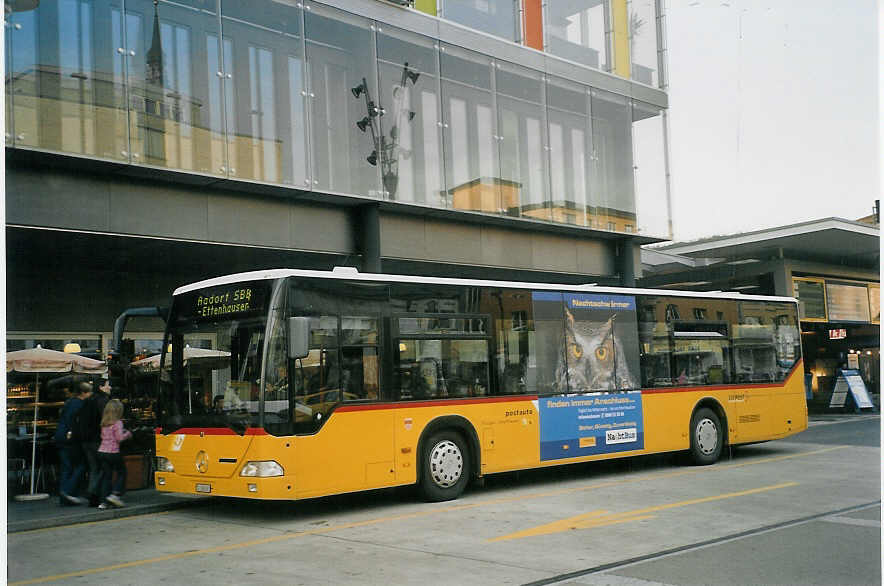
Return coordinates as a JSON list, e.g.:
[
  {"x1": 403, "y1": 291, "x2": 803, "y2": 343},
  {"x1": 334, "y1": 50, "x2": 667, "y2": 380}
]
[
  {"x1": 690, "y1": 408, "x2": 723, "y2": 465},
  {"x1": 420, "y1": 431, "x2": 470, "y2": 502}
]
